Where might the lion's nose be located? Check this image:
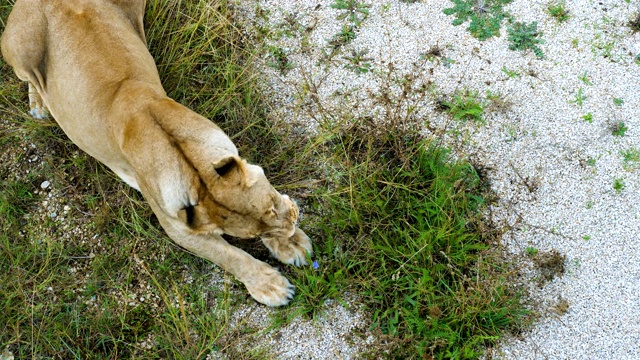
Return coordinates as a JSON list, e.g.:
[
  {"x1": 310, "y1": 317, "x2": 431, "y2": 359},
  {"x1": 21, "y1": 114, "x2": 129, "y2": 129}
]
[{"x1": 282, "y1": 195, "x2": 299, "y2": 224}]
